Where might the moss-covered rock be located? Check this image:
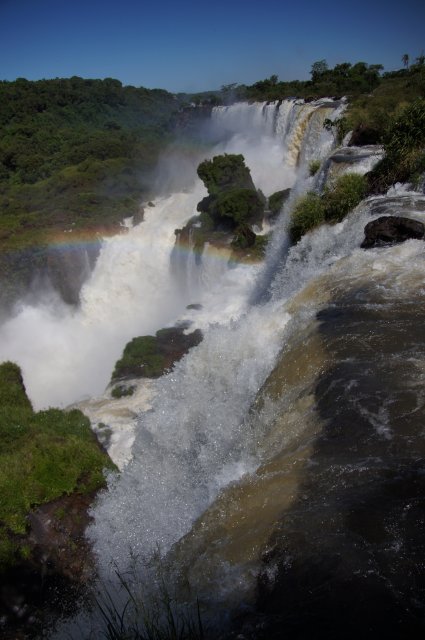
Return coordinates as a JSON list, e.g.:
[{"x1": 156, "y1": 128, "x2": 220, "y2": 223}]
[
  {"x1": 268, "y1": 188, "x2": 291, "y2": 217},
  {"x1": 0, "y1": 362, "x2": 115, "y2": 566},
  {"x1": 112, "y1": 327, "x2": 203, "y2": 381},
  {"x1": 111, "y1": 383, "x2": 136, "y2": 399}
]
